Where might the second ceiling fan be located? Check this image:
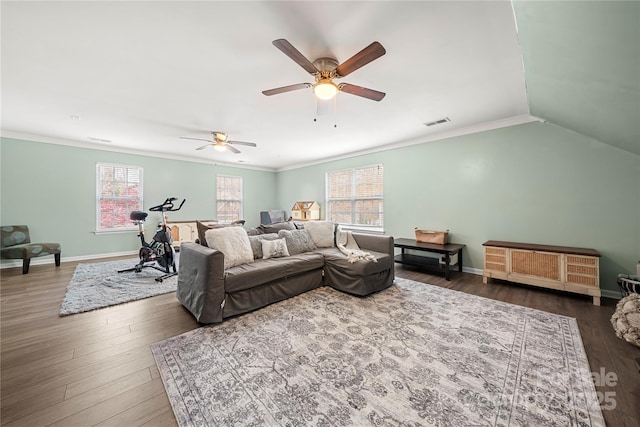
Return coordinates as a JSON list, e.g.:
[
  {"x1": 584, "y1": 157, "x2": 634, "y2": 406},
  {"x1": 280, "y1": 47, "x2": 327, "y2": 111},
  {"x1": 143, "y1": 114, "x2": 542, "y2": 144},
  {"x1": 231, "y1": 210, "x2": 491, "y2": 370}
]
[
  {"x1": 180, "y1": 131, "x2": 256, "y2": 154},
  {"x1": 262, "y1": 39, "x2": 386, "y2": 102}
]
